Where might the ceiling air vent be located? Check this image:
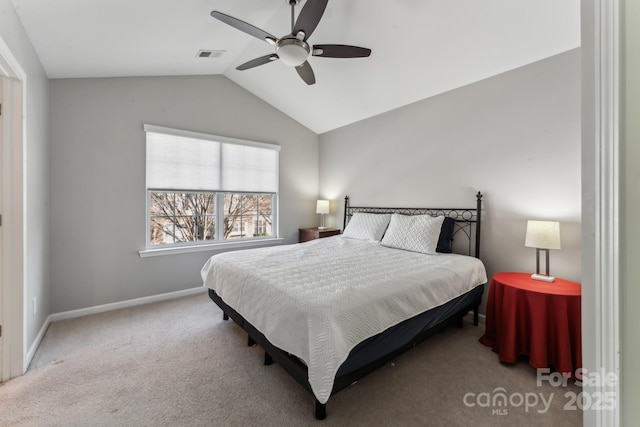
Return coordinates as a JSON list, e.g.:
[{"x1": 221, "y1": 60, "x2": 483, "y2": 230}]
[{"x1": 196, "y1": 49, "x2": 226, "y2": 59}]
